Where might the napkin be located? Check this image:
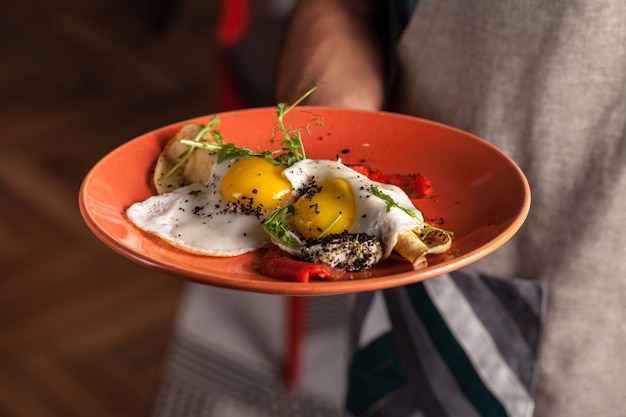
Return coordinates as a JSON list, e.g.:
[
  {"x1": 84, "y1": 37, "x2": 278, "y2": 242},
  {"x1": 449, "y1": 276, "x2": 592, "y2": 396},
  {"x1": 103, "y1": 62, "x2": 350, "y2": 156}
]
[{"x1": 346, "y1": 269, "x2": 547, "y2": 417}]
